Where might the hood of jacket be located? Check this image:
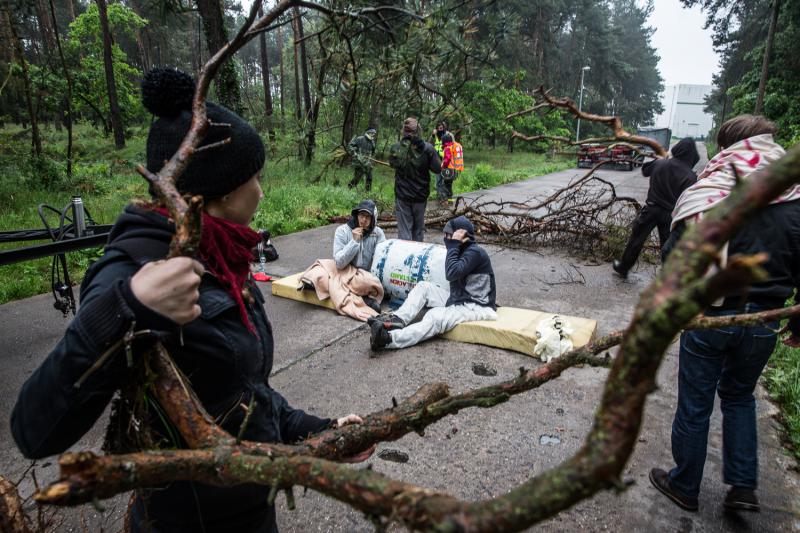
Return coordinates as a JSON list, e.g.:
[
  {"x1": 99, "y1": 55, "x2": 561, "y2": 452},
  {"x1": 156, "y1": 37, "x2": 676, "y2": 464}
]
[
  {"x1": 443, "y1": 216, "x2": 475, "y2": 242},
  {"x1": 107, "y1": 204, "x2": 173, "y2": 246},
  {"x1": 348, "y1": 199, "x2": 378, "y2": 234},
  {"x1": 671, "y1": 138, "x2": 700, "y2": 168}
]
